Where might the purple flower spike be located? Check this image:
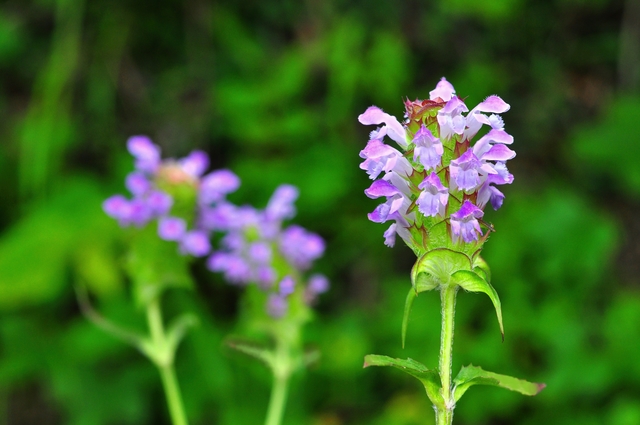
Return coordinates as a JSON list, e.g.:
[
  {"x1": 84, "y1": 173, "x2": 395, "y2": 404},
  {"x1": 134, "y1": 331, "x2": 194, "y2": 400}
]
[
  {"x1": 266, "y1": 184, "x2": 299, "y2": 221},
  {"x1": 279, "y1": 276, "x2": 295, "y2": 296},
  {"x1": 158, "y1": 216, "x2": 186, "y2": 241},
  {"x1": 179, "y1": 150, "x2": 210, "y2": 177},
  {"x1": 429, "y1": 77, "x2": 456, "y2": 102},
  {"x1": 199, "y1": 169, "x2": 240, "y2": 205},
  {"x1": 127, "y1": 135, "x2": 160, "y2": 173},
  {"x1": 180, "y1": 230, "x2": 211, "y2": 257},
  {"x1": 413, "y1": 125, "x2": 443, "y2": 170},
  {"x1": 450, "y1": 201, "x2": 484, "y2": 243},
  {"x1": 417, "y1": 173, "x2": 449, "y2": 217},
  {"x1": 358, "y1": 106, "x2": 408, "y2": 149}
]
